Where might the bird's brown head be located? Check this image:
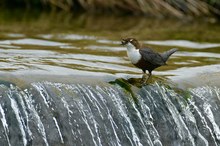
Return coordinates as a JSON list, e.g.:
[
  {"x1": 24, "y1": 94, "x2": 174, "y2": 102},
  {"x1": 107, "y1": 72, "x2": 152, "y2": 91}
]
[{"x1": 121, "y1": 38, "x2": 140, "y2": 49}]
